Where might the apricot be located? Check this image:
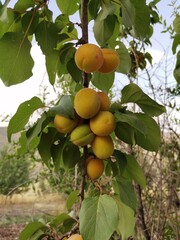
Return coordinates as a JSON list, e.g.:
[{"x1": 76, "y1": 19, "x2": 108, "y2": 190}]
[
  {"x1": 67, "y1": 234, "x2": 83, "y2": 240},
  {"x1": 91, "y1": 135, "x2": 114, "y2": 159},
  {"x1": 74, "y1": 88, "x2": 101, "y2": 119},
  {"x1": 70, "y1": 124, "x2": 95, "y2": 146},
  {"x1": 86, "y1": 156, "x2": 104, "y2": 180},
  {"x1": 75, "y1": 43, "x2": 104, "y2": 73},
  {"x1": 98, "y1": 48, "x2": 120, "y2": 73},
  {"x1": 54, "y1": 114, "x2": 78, "y2": 134},
  {"x1": 90, "y1": 111, "x2": 116, "y2": 136},
  {"x1": 97, "y1": 91, "x2": 111, "y2": 111}
]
